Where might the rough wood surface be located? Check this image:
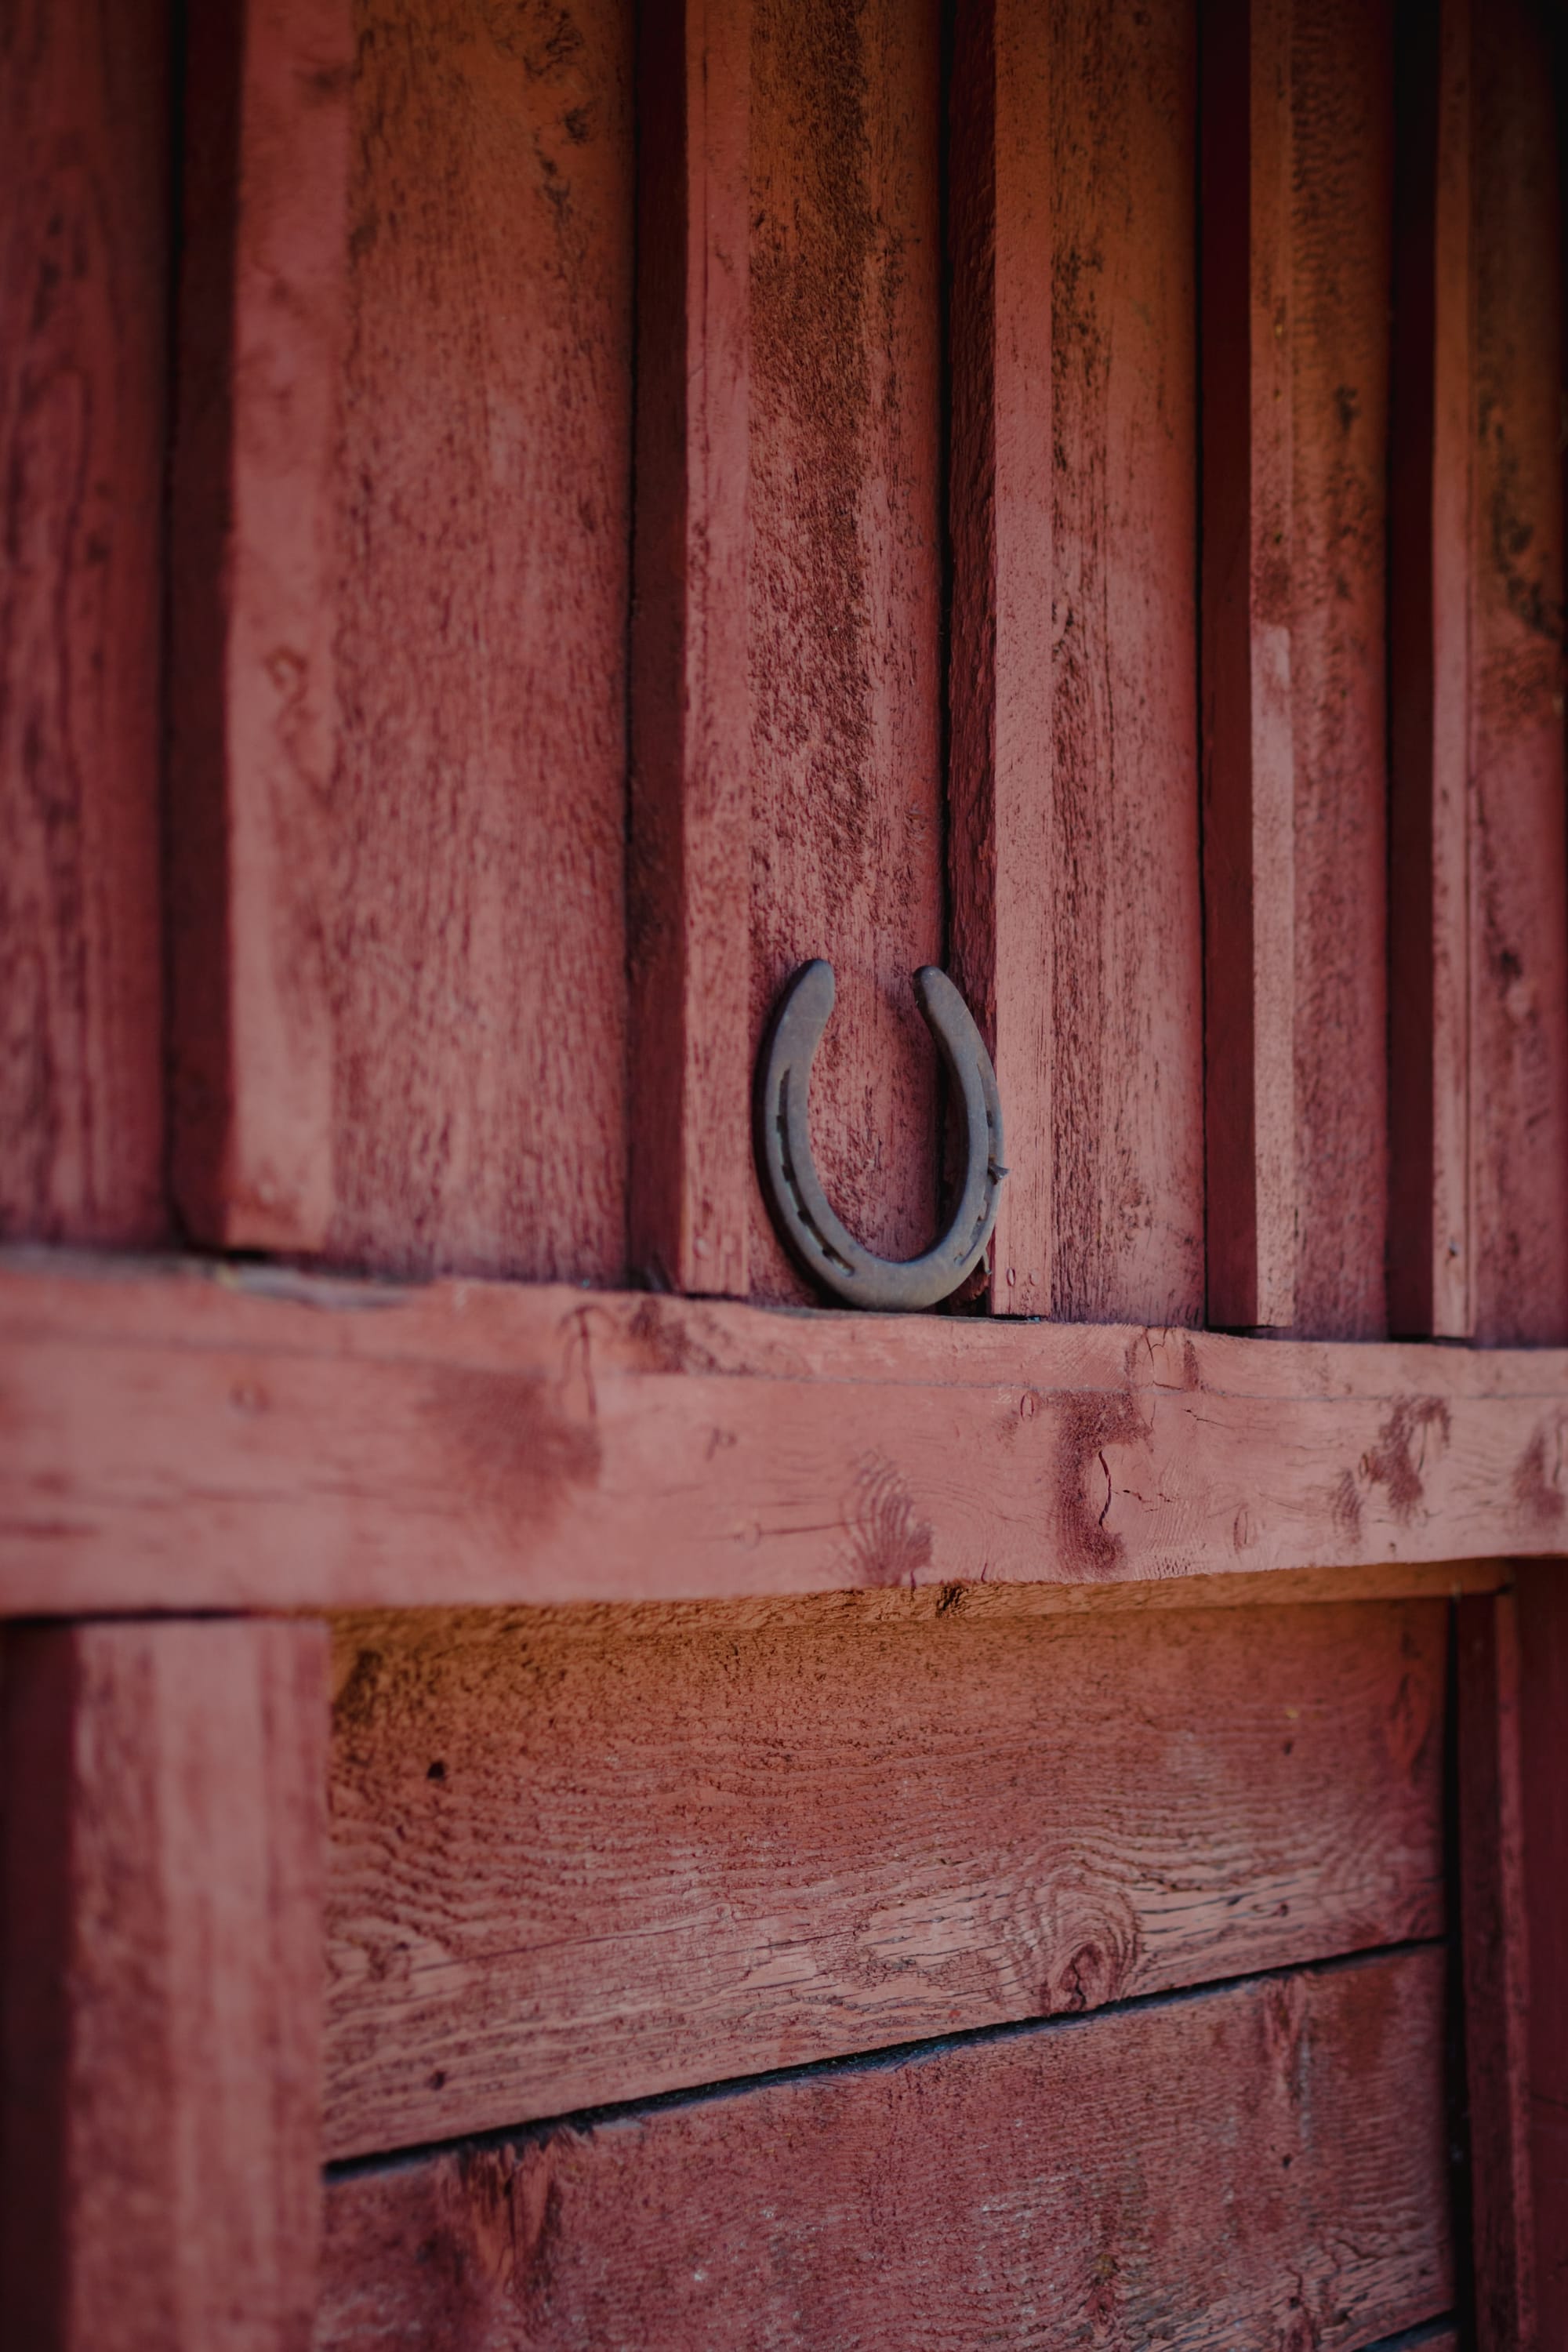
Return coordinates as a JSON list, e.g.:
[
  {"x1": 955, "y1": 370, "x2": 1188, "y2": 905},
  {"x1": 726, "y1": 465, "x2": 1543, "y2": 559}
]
[
  {"x1": 172, "y1": 0, "x2": 633, "y2": 1281},
  {"x1": 317, "y1": 1950, "x2": 1451, "y2": 2351},
  {"x1": 167, "y1": 0, "x2": 353, "y2": 1254},
  {"x1": 630, "y1": 0, "x2": 752, "y2": 1297},
  {"x1": 1285, "y1": 0, "x2": 1393, "y2": 1338},
  {"x1": 1516, "y1": 1563, "x2": 1568, "y2": 2345},
  {"x1": 948, "y1": 0, "x2": 1053, "y2": 1316},
  {"x1": 1465, "y1": 0, "x2": 1568, "y2": 1345},
  {"x1": 1456, "y1": 1588, "x2": 1537, "y2": 2350},
  {"x1": 1207, "y1": 0, "x2": 1396, "y2": 1340},
  {"x1": 746, "y1": 0, "x2": 946, "y2": 1304},
  {"x1": 2, "y1": 1252, "x2": 1565, "y2": 1611},
  {"x1": 1048, "y1": 0, "x2": 1203, "y2": 1327},
  {"x1": 324, "y1": 1595, "x2": 1444, "y2": 2159},
  {"x1": 0, "y1": 0, "x2": 168, "y2": 1245},
  {"x1": 326, "y1": 0, "x2": 633, "y2": 1282},
  {"x1": 0, "y1": 1618, "x2": 328, "y2": 2350},
  {"x1": 1389, "y1": 0, "x2": 1475, "y2": 1339},
  {"x1": 1203, "y1": 0, "x2": 1298, "y2": 1330}
]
